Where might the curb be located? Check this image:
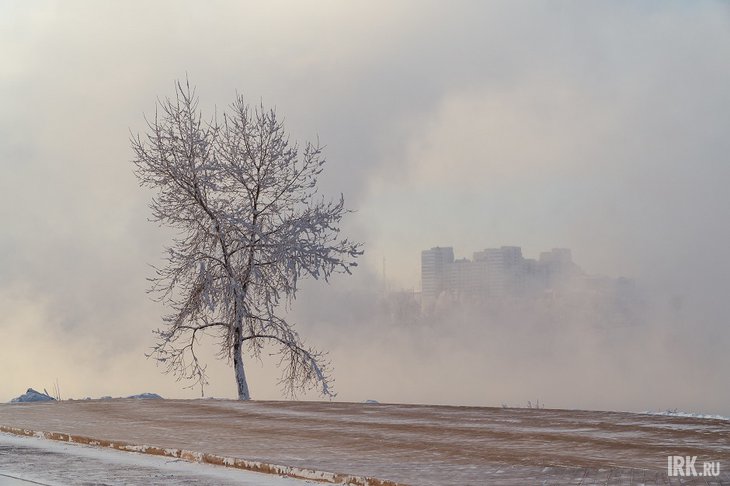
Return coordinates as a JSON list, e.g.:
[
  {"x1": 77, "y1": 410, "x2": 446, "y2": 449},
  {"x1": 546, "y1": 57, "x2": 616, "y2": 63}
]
[{"x1": 0, "y1": 425, "x2": 405, "y2": 486}]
